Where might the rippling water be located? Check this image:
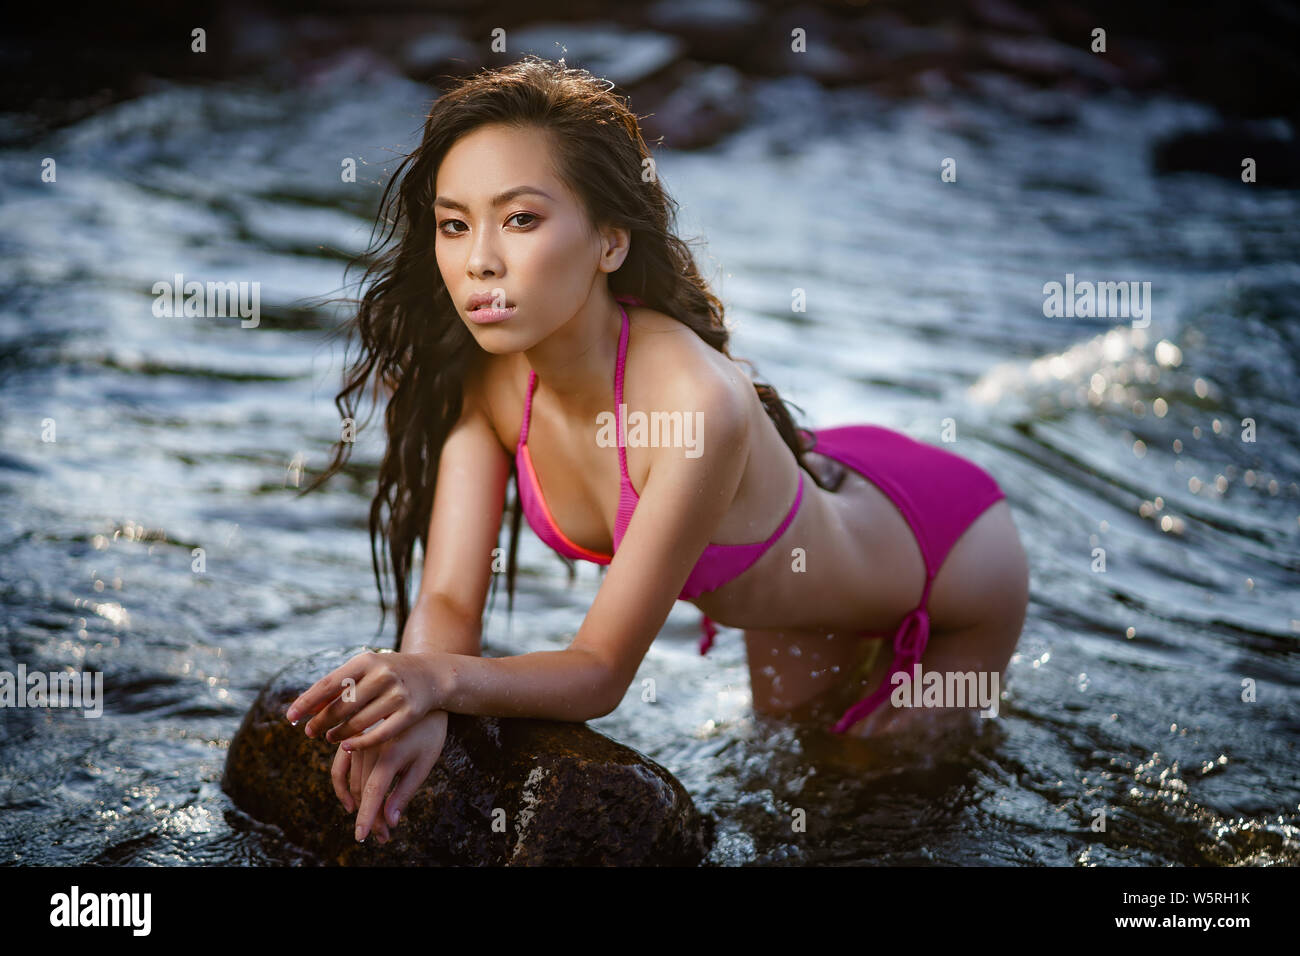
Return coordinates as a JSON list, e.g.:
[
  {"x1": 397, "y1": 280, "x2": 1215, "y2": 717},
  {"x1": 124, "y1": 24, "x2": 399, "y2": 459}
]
[{"x1": 2, "y1": 59, "x2": 1297, "y2": 865}]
